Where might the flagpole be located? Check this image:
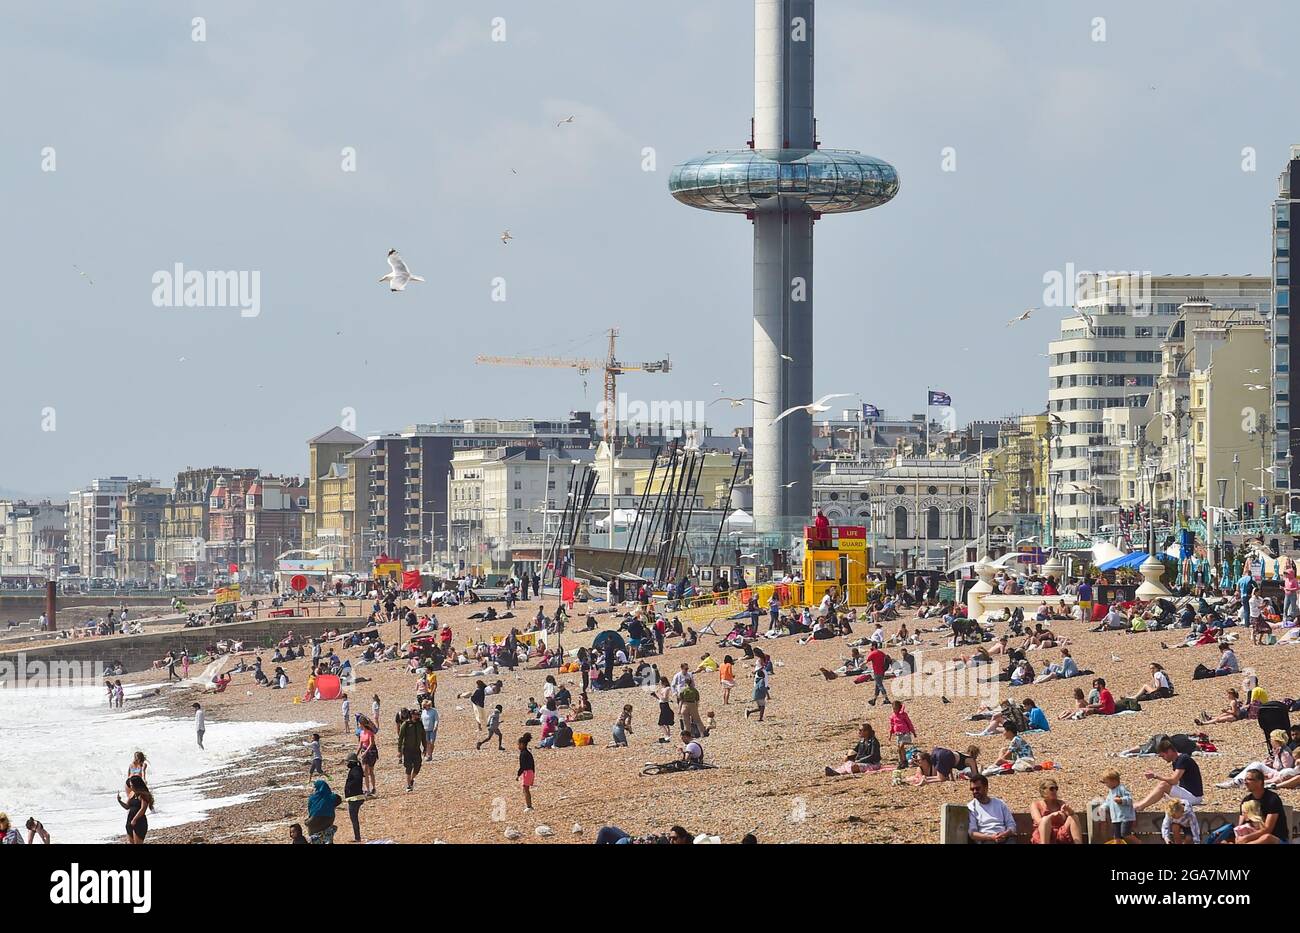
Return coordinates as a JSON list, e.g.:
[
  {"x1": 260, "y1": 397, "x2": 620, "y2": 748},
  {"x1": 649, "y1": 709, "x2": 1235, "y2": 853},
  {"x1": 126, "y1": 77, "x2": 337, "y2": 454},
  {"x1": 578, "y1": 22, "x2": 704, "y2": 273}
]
[{"x1": 925, "y1": 387, "x2": 930, "y2": 457}]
